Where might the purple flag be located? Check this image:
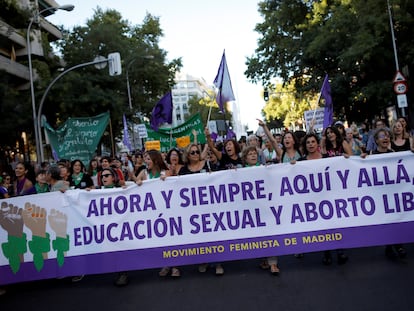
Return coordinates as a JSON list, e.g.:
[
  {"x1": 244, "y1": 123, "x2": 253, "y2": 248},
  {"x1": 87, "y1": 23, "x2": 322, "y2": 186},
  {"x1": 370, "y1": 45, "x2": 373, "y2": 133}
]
[
  {"x1": 51, "y1": 148, "x2": 59, "y2": 161},
  {"x1": 150, "y1": 91, "x2": 173, "y2": 131},
  {"x1": 213, "y1": 51, "x2": 235, "y2": 112},
  {"x1": 210, "y1": 132, "x2": 218, "y2": 141},
  {"x1": 123, "y1": 114, "x2": 132, "y2": 151},
  {"x1": 321, "y1": 74, "x2": 333, "y2": 128},
  {"x1": 226, "y1": 127, "x2": 236, "y2": 140}
]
